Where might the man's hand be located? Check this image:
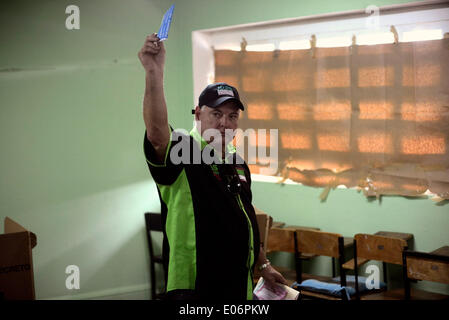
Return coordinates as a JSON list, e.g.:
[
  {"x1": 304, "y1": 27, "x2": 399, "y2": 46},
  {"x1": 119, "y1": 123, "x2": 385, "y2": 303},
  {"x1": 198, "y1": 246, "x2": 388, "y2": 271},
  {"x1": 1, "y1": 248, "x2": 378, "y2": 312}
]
[
  {"x1": 138, "y1": 33, "x2": 165, "y2": 74},
  {"x1": 260, "y1": 265, "x2": 288, "y2": 294}
]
